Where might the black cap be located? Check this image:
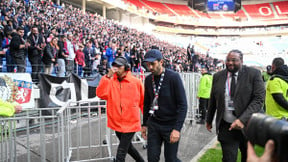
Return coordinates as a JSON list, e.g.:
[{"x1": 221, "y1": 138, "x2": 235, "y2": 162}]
[
  {"x1": 144, "y1": 49, "x2": 163, "y2": 62},
  {"x1": 112, "y1": 56, "x2": 128, "y2": 66}
]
